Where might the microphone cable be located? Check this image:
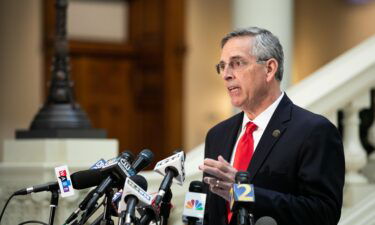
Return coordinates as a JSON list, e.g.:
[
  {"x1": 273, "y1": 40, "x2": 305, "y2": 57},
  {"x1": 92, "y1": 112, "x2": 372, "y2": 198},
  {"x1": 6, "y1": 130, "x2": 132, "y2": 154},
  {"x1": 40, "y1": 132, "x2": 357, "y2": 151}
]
[
  {"x1": 0, "y1": 193, "x2": 49, "y2": 225},
  {"x1": 0, "y1": 193, "x2": 15, "y2": 224},
  {"x1": 18, "y1": 221, "x2": 48, "y2": 225}
]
